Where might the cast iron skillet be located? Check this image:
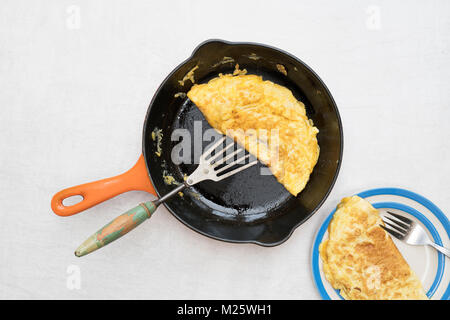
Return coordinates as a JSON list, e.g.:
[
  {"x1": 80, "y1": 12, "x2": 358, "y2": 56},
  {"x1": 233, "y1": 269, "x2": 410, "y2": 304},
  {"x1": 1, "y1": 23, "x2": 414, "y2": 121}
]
[{"x1": 52, "y1": 39, "x2": 343, "y2": 246}]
